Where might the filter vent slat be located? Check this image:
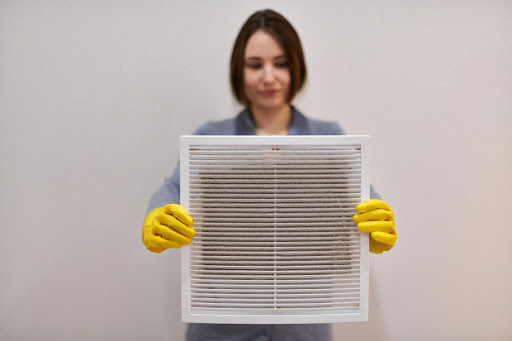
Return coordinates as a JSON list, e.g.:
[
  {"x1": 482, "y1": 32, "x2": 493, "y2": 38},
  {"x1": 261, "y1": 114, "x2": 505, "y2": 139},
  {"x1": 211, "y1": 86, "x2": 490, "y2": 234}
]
[{"x1": 181, "y1": 136, "x2": 369, "y2": 324}]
